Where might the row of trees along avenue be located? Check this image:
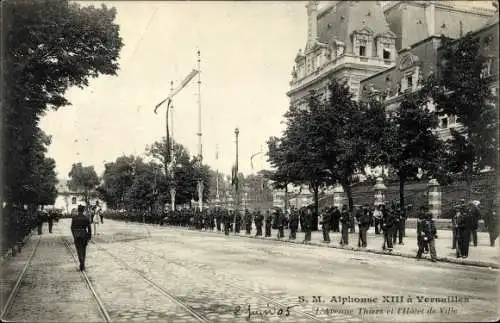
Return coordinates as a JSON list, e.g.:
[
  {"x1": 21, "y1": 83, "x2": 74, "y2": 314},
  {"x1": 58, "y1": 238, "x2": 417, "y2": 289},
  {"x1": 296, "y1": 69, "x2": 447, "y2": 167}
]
[
  {"x1": 267, "y1": 33, "x2": 497, "y2": 220},
  {"x1": 1, "y1": 0, "x2": 123, "y2": 212}
]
